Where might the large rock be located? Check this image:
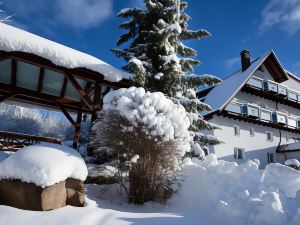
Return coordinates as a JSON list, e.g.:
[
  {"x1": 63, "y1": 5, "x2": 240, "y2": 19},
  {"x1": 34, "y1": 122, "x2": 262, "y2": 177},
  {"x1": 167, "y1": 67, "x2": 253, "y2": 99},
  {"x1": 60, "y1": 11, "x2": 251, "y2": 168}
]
[
  {"x1": 66, "y1": 178, "x2": 85, "y2": 207},
  {"x1": 0, "y1": 178, "x2": 85, "y2": 211}
]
